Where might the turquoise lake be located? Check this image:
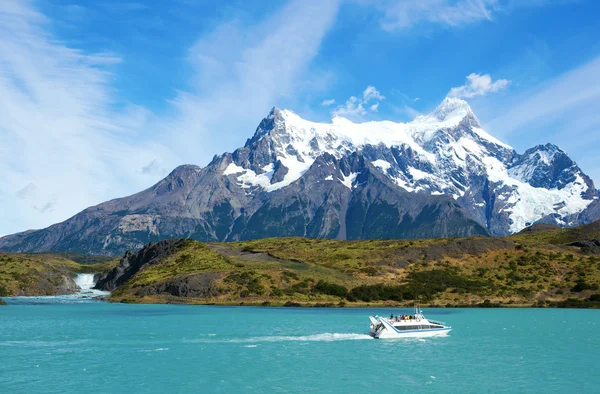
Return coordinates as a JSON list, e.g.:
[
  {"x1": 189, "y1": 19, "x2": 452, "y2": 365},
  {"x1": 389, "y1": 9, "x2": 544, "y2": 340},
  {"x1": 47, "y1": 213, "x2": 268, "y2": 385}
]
[{"x1": 1, "y1": 300, "x2": 599, "y2": 393}]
